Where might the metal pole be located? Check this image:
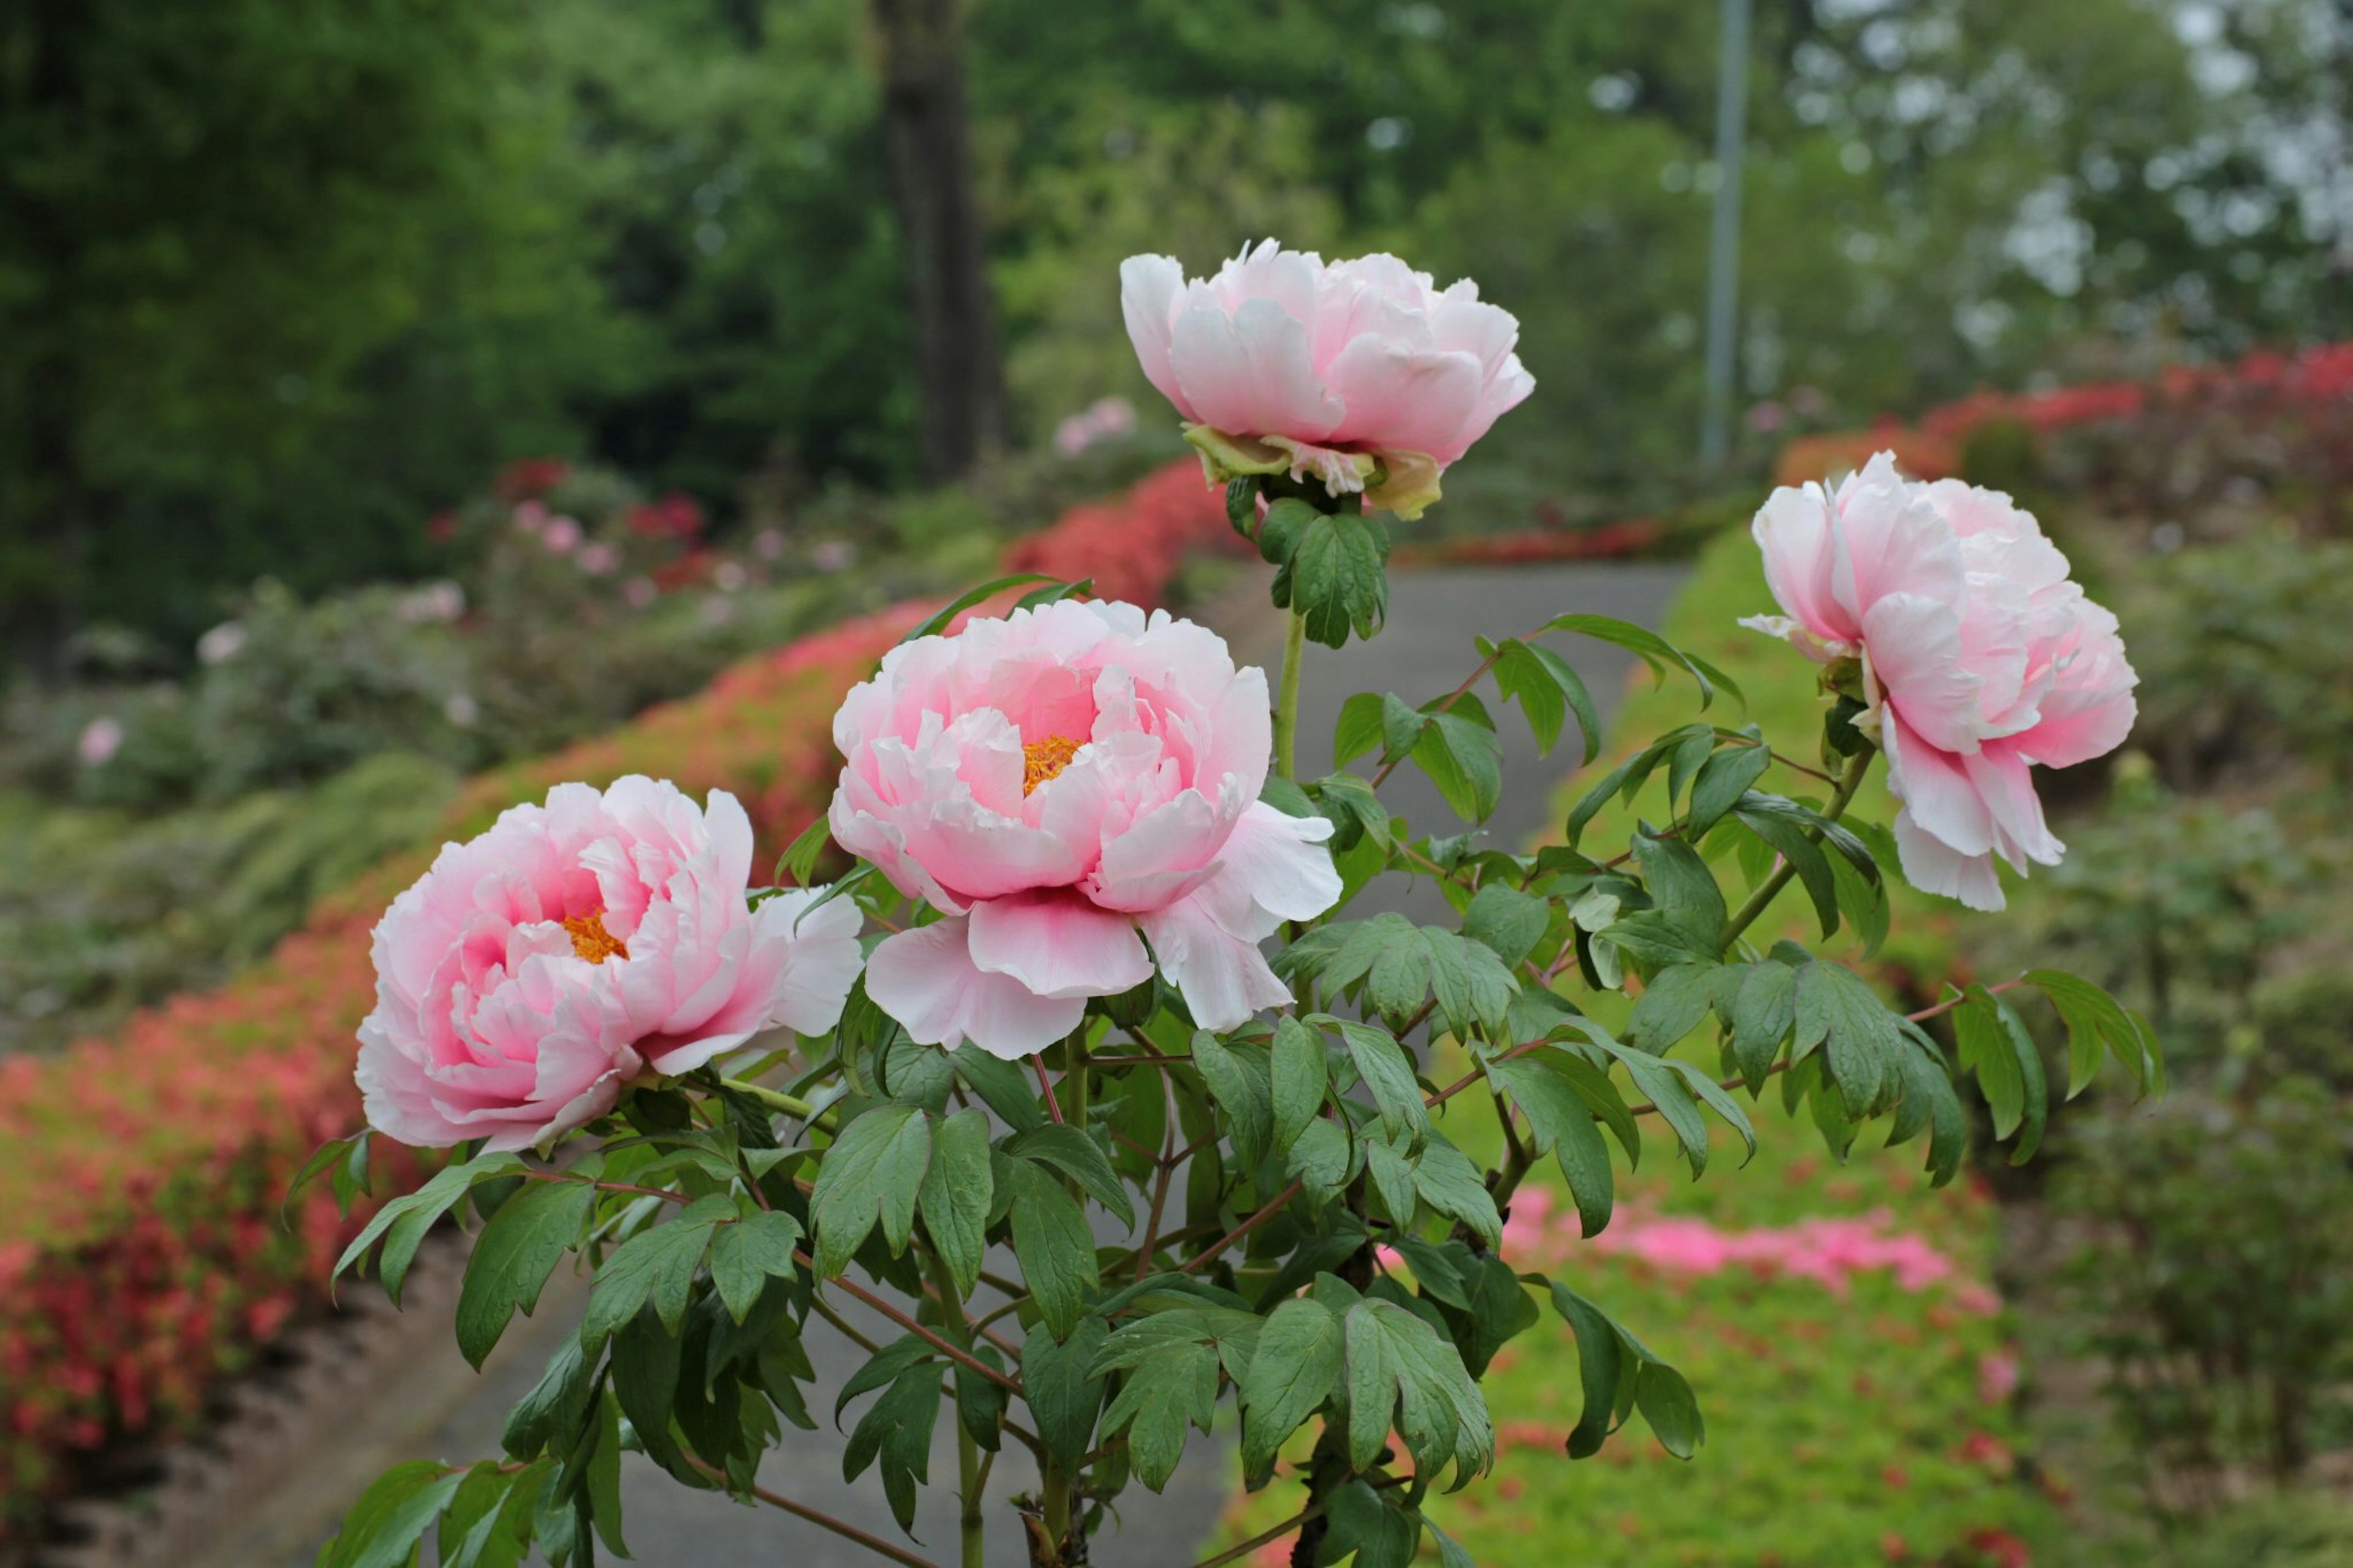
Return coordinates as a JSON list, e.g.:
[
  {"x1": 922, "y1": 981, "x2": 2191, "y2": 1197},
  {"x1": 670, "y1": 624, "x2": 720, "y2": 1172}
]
[{"x1": 1700, "y1": 0, "x2": 1752, "y2": 470}]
